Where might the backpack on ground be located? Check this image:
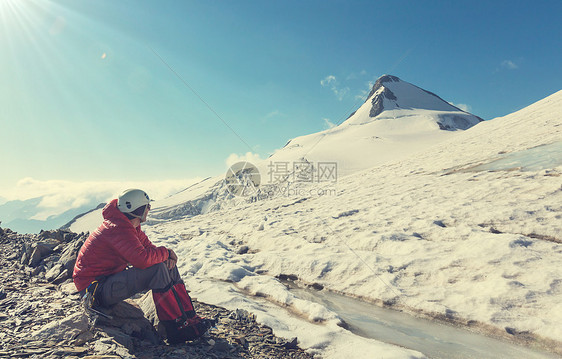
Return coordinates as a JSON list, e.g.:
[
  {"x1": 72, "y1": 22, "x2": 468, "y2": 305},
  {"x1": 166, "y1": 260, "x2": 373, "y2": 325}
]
[{"x1": 152, "y1": 281, "x2": 216, "y2": 344}]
